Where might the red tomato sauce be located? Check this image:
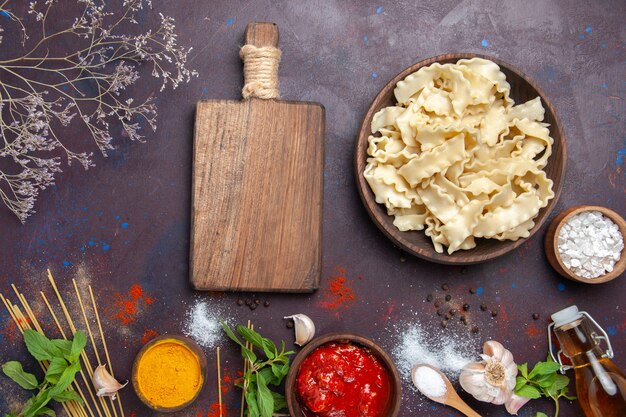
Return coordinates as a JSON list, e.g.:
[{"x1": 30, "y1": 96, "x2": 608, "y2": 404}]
[{"x1": 295, "y1": 342, "x2": 391, "y2": 417}]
